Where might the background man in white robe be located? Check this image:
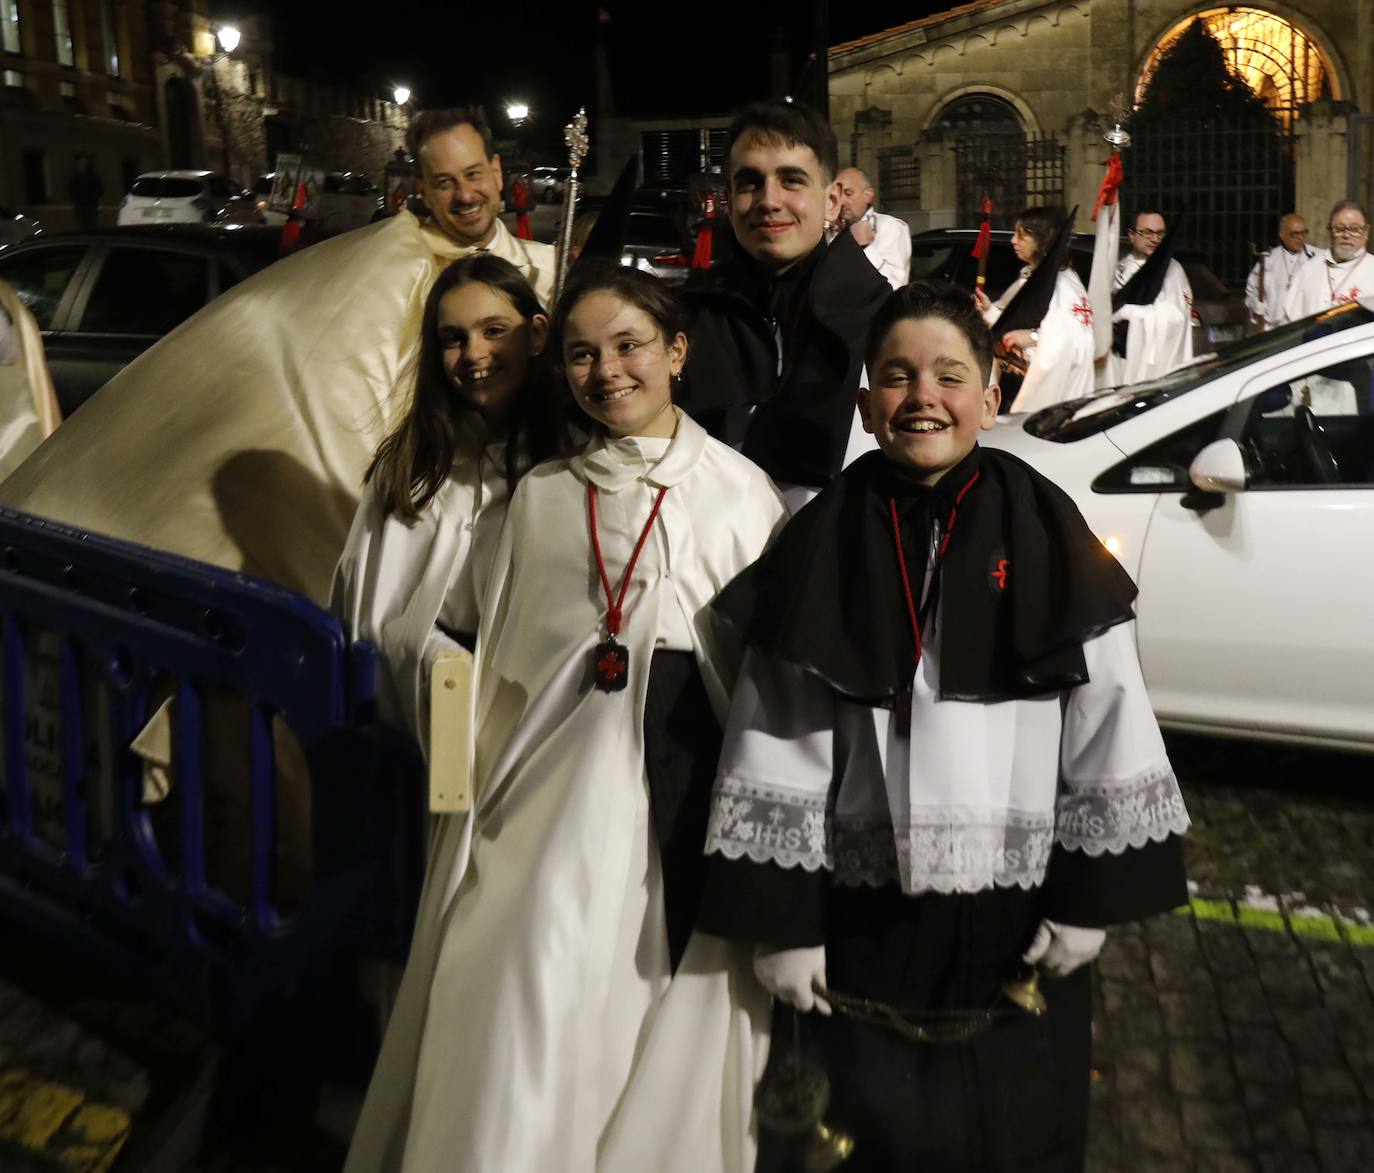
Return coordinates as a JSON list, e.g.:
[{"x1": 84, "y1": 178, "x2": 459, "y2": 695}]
[
  {"x1": 1246, "y1": 213, "x2": 1316, "y2": 331},
  {"x1": 833, "y1": 167, "x2": 912, "y2": 290},
  {"x1": 1282, "y1": 201, "x2": 1374, "y2": 324},
  {"x1": 1109, "y1": 210, "x2": 1194, "y2": 386}
]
